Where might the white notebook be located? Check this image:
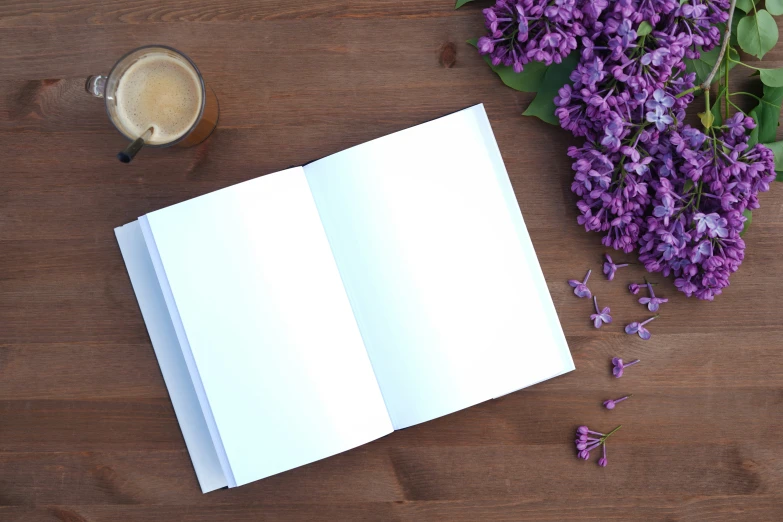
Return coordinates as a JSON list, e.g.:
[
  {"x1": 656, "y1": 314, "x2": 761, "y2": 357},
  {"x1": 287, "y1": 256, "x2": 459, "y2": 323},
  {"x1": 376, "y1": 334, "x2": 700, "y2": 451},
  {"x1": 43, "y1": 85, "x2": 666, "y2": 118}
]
[{"x1": 114, "y1": 104, "x2": 573, "y2": 493}]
